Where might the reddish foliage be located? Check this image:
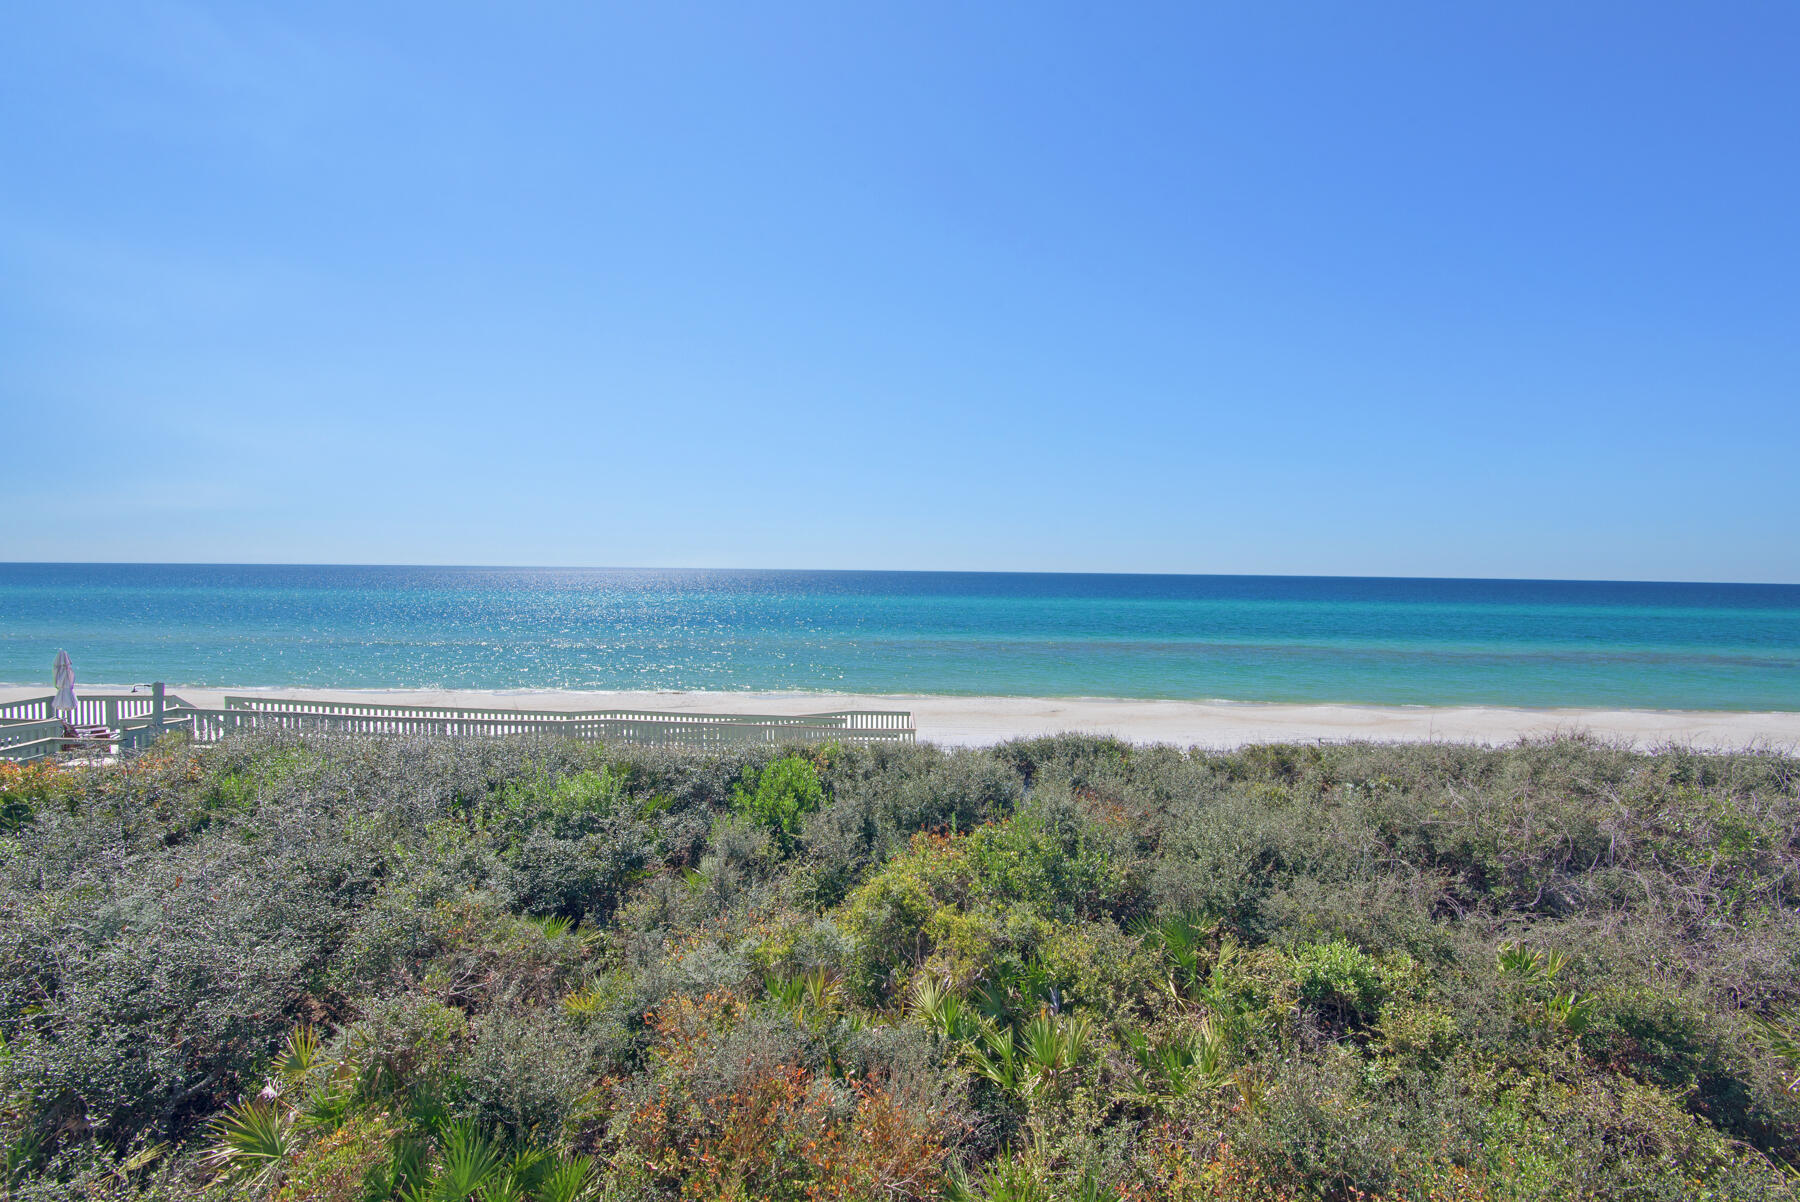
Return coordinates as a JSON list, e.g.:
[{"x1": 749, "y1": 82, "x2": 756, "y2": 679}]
[{"x1": 622, "y1": 992, "x2": 952, "y2": 1201}]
